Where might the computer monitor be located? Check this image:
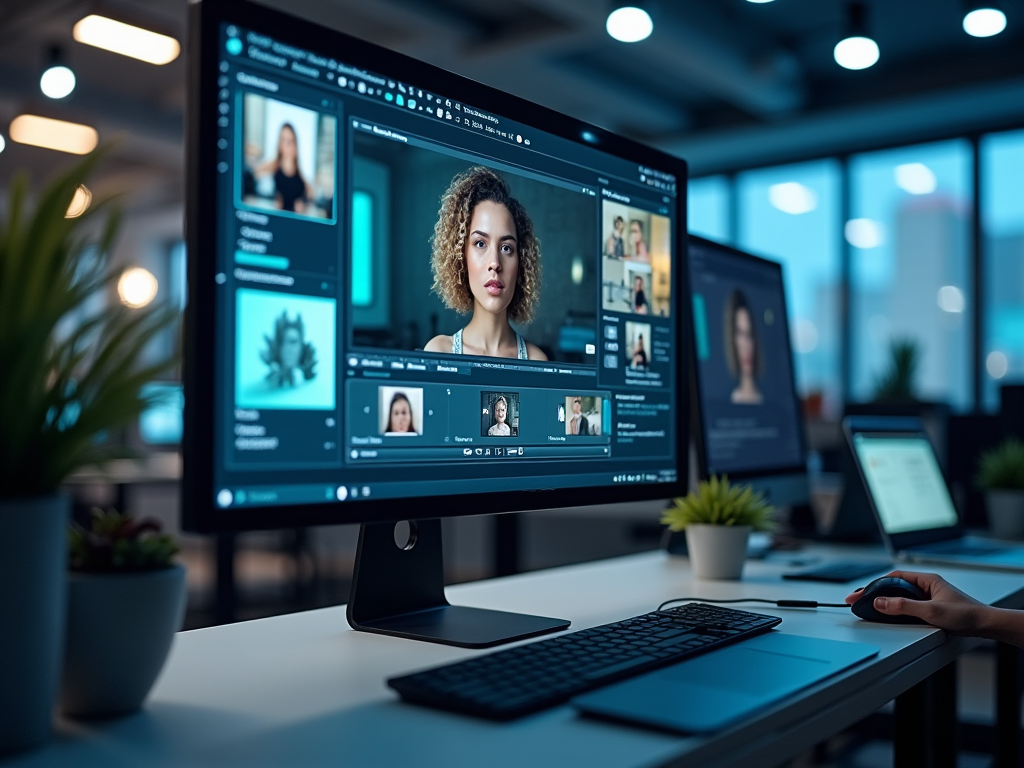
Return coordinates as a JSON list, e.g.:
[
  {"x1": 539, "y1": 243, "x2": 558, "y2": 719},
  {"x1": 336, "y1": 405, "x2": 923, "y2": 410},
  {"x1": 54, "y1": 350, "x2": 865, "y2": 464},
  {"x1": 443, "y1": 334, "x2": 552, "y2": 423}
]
[
  {"x1": 687, "y1": 237, "x2": 808, "y2": 508},
  {"x1": 184, "y1": 0, "x2": 688, "y2": 647},
  {"x1": 137, "y1": 382, "x2": 184, "y2": 447}
]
